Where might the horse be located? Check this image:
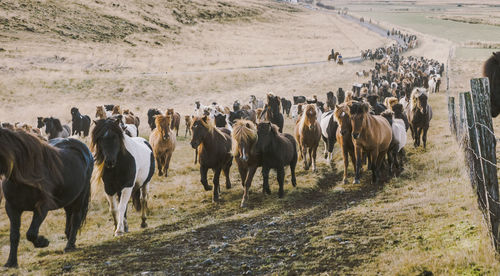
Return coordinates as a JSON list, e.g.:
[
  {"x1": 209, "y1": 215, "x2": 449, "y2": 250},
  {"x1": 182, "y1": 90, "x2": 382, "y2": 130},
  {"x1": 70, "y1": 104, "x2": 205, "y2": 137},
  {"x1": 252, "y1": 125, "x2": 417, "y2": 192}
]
[
  {"x1": 37, "y1": 117, "x2": 45, "y2": 129},
  {"x1": 70, "y1": 107, "x2": 91, "y2": 137},
  {"x1": 320, "y1": 110, "x2": 338, "y2": 163},
  {"x1": 166, "y1": 108, "x2": 181, "y2": 136},
  {"x1": 96, "y1": 106, "x2": 110, "y2": 119},
  {"x1": 348, "y1": 101, "x2": 392, "y2": 185},
  {"x1": 281, "y1": 97, "x2": 292, "y2": 117},
  {"x1": 383, "y1": 97, "x2": 399, "y2": 111},
  {"x1": 147, "y1": 108, "x2": 162, "y2": 130},
  {"x1": 229, "y1": 109, "x2": 257, "y2": 125},
  {"x1": 233, "y1": 100, "x2": 241, "y2": 112},
  {"x1": 249, "y1": 95, "x2": 264, "y2": 110},
  {"x1": 91, "y1": 118, "x2": 155, "y2": 236},
  {"x1": 112, "y1": 105, "x2": 122, "y2": 115},
  {"x1": 190, "y1": 116, "x2": 232, "y2": 202},
  {"x1": 261, "y1": 93, "x2": 284, "y2": 132},
  {"x1": 326, "y1": 91, "x2": 337, "y2": 111},
  {"x1": 408, "y1": 88, "x2": 432, "y2": 148},
  {"x1": 295, "y1": 104, "x2": 322, "y2": 172},
  {"x1": 253, "y1": 122, "x2": 297, "y2": 198},
  {"x1": 185, "y1": 115, "x2": 193, "y2": 137},
  {"x1": 231, "y1": 120, "x2": 261, "y2": 207},
  {"x1": 0, "y1": 128, "x2": 93, "y2": 267},
  {"x1": 43, "y1": 117, "x2": 71, "y2": 140},
  {"x1": 123, "y1": 109, "x2": 140, "y2": 128},
  {"x1": 334, "y1": 103, "x2": 356, "y2": 184},
  {"x1": 104, "y1": 104, "x2": 115, "y2": 112},
  {"x1": 214, "y1": 113, "x2": 233, "y2": 132},
  {"x1": 367, "y1": 95, "x2": 387, "y2": 115},
  {"x1": 428, "y1": 75, "x2": 437, "y2": 93},
  {"x1": 392, "y1": 103, "x2": 409, "y2": 131},
  {"x1": 336, "y1": 88, "x2": 345, "y2": 104},
  {"x1": 381, "y1": 110, "x2": 407, "y2": 176},
  {"x1": 293, "y1": 95, "x2": 306, "y2": 105},
  {"x1": 149, "y1": 115, "x2": 176, "y2": 177}
]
